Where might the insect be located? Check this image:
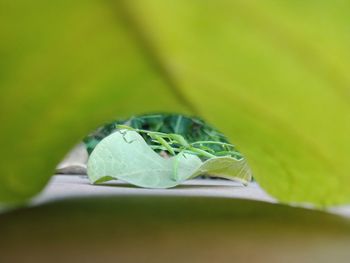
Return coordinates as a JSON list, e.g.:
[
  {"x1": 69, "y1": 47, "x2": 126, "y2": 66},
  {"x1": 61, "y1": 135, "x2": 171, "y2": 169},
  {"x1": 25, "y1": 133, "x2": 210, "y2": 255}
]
[
  {"x1": 84, "y1": 113, "x2": 245, "y2": 181},
  {"x1": 85, "y1": 113, "x2": 242, "y2": 155},
  {"x1": 116, "y1": 124, "x2": 242, "y2": 181},
  {"x1": 85, "y1": 114, "x2": 251, "y2": 184}
]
